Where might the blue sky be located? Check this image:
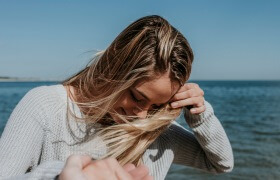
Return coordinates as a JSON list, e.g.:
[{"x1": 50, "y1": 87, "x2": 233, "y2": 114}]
[{"x1": 0, "y1": 0, "x2": 279, "y2": 80}]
